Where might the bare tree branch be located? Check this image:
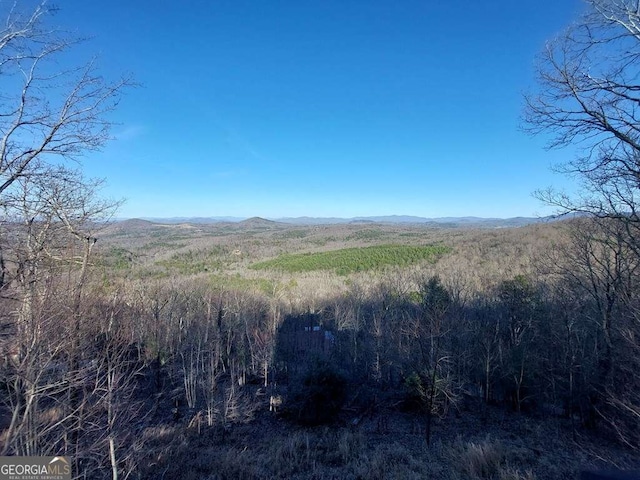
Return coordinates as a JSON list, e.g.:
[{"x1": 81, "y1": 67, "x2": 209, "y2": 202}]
[{"x1": 0, "y1": 1, "x2": 131, "y2": 201}]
